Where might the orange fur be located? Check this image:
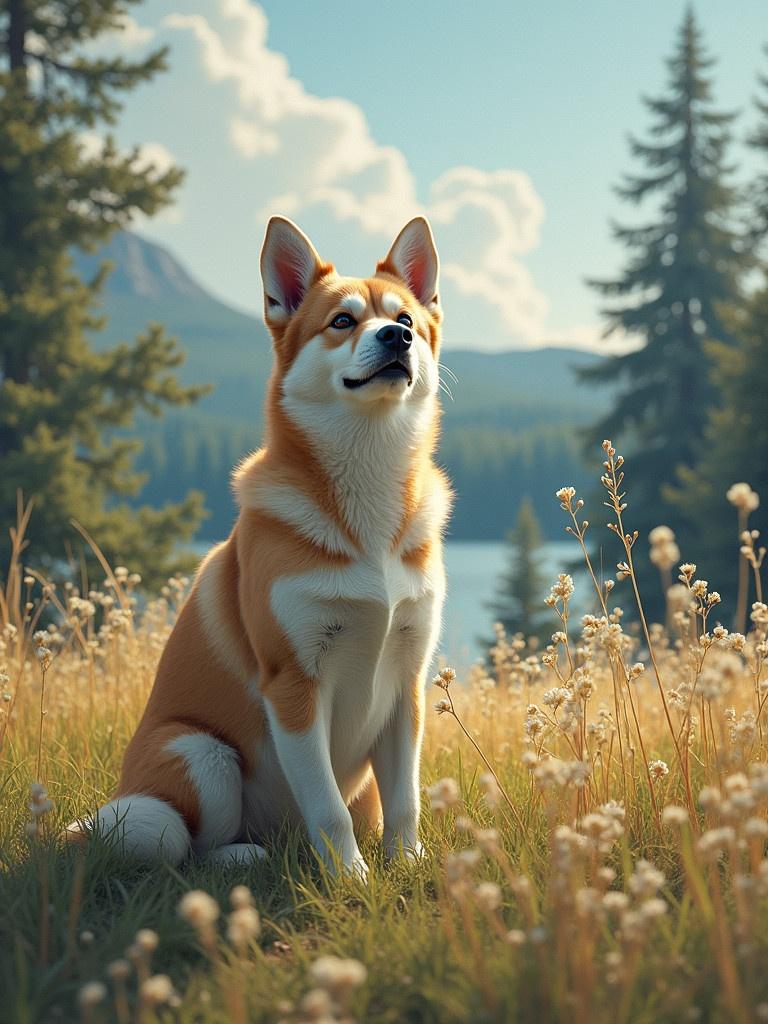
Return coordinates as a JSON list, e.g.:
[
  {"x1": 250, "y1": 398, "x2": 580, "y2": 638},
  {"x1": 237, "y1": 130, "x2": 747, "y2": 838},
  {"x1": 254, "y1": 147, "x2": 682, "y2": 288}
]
[
  {"x1": 410, "y1": 674, "x2": 426, "y2": 745},
  {"x1": 235, "y1": 508, "x2": 352, "y2": 733},
  {"x1": 349, "y1": 772, "x2": 383, "y2": 834}
]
